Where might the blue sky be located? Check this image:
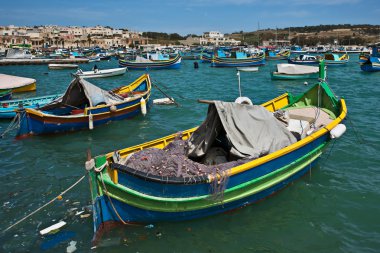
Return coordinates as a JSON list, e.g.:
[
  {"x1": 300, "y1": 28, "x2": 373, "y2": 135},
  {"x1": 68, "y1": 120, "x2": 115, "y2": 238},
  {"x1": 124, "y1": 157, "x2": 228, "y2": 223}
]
[{"x1": 1, "y1": 0, "x2": 379, "y2": 35}]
